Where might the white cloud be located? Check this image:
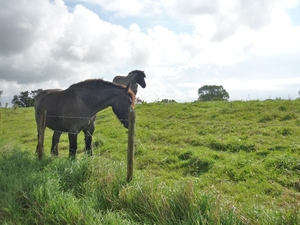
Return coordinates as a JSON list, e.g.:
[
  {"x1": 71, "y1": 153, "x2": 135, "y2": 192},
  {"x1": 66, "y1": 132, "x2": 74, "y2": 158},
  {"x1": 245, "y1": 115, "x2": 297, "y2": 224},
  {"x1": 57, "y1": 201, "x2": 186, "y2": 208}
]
[
  {"x1": 170, "y1": 0, "x2": 219, "y2": 16},
  {"x1": 0, "y1": 0, "x2": 68, "y2": 54},
  {"x1": 54, "y1": 5, "x2": 130, "y2": 63},
  {"x1": 251, "y1": 6, "x2": 300, "y2": 54},
  {"x1": 68, "y1": 0, "x2": 148, "y2": 17}
]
